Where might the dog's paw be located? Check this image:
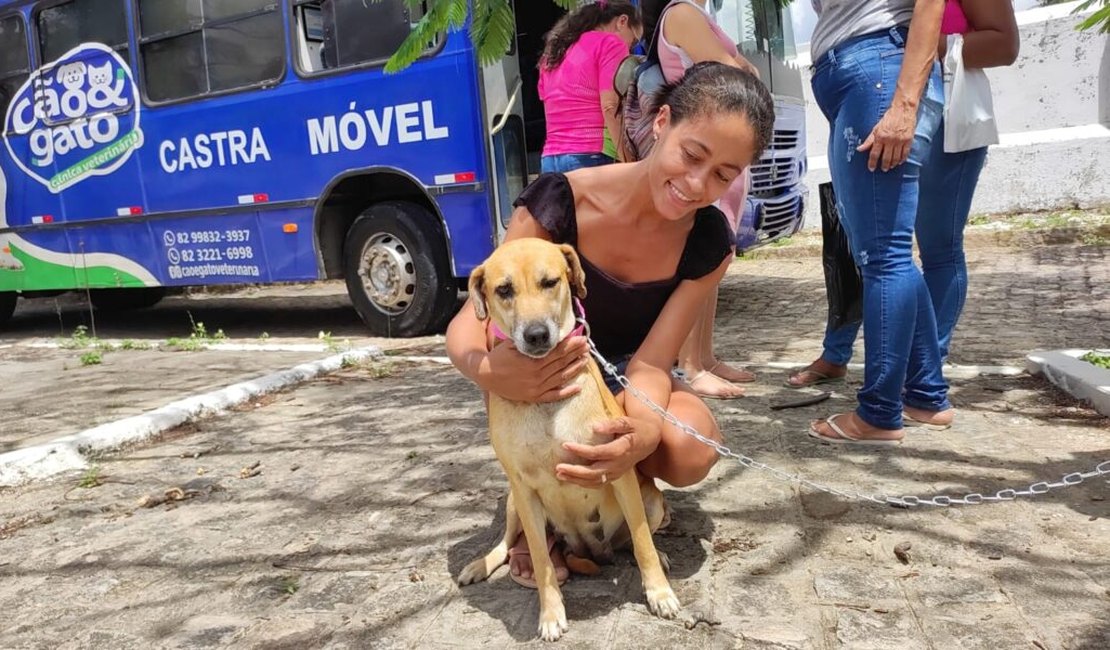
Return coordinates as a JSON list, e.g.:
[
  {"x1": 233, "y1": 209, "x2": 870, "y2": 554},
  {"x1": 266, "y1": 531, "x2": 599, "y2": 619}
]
[
  {"x1": 646, "y1": 585, "x2": 681, "y2": 619},
  {"x1": 537, "y1": 604, "x2": 568, "y2": 642},
  {"x1": 458, "y1": 558, "x2": 491, "y2": 586}
]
